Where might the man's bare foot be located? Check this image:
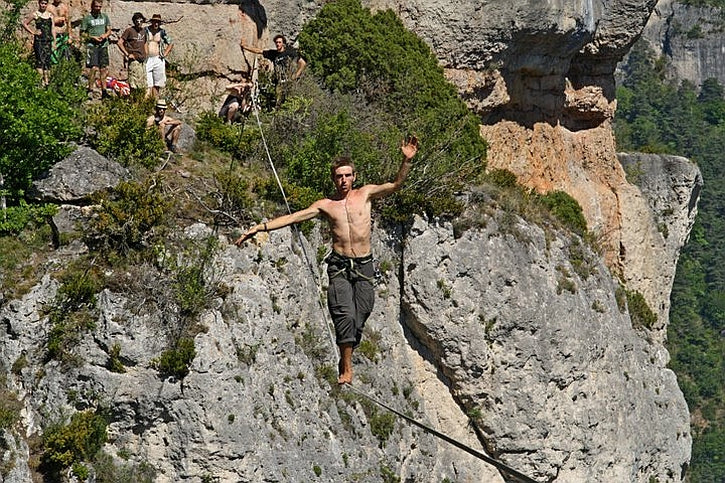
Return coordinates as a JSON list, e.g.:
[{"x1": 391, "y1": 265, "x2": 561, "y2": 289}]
[
  {"x1": 338, "y1": 343, "x2": 353, "y2": 385},
  {"x1": 337, "y1": 371, "x2": 353, "y2": 385}
]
